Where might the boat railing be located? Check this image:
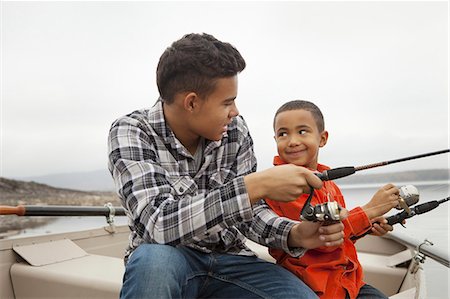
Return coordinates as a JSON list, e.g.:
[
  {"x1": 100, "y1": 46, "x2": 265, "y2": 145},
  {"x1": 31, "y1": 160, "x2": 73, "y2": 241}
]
[
  {"x1": 0, "y1": 204, "x2": 127, "y2": 234},
  {"x1": 385, "y1": 231, "x2": 449, "y2": 268},
  {"x1": 0, "y1": 204, "x2": 126, "y2": 217}
]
